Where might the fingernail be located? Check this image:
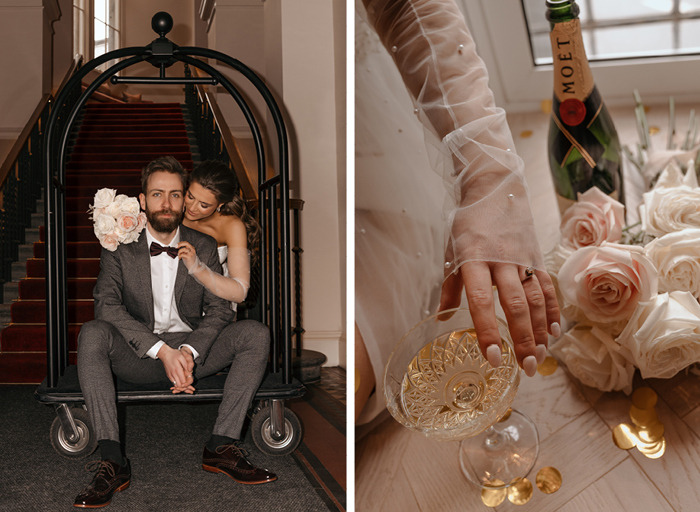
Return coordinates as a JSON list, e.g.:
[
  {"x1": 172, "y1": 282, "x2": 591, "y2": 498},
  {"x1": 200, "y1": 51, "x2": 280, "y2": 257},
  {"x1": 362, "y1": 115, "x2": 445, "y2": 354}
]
[
  {"x1": 523, "y1": 355, "x2": 537, "y2": 377},
  {"x1": 486, "y1": 344, "x2": 502, "y2": 368},
  {"x1": 550, "y1": 322, "x2": 561, "y2": 338},
  {"x1": 535, "y1": 344, "x2": 547, "y2": 364}
]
